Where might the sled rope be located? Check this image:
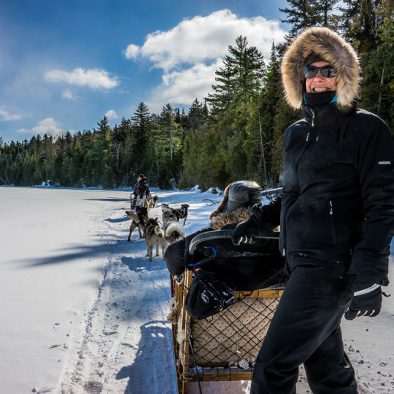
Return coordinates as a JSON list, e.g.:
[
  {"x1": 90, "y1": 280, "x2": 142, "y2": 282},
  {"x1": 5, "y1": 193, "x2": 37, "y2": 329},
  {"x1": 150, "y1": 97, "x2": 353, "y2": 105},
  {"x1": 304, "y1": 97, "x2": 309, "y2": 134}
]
[{"x1": 189, "y1": 331, "x2": 203, "y2": 394}]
